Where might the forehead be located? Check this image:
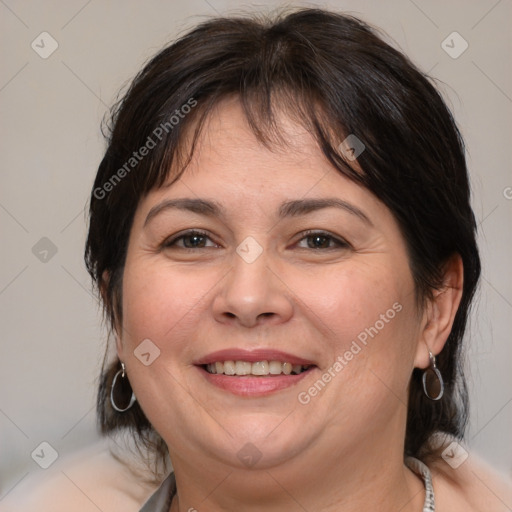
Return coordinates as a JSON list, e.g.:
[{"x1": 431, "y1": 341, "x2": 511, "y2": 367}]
[
  {"x1": 182, "y1": 97, "x2": 328, "y2": 178},
  {"x1": 155, "y1": 98, "x2": 354, "y2": 197},
  {"x1": 138, "y1": 96, "x2": 387, "y2": 225}
]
